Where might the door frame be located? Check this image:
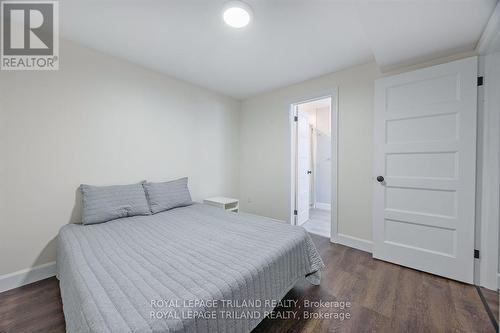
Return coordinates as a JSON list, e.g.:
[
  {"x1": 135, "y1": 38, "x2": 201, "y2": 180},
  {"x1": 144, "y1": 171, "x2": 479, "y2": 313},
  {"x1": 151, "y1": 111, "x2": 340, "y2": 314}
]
[
  {"x1": 288, "y1": 88, "x2": 338, "y2": 243},
  {"x1": 476, "y1": 5, "x2": 500, "y2": 290},
  {"x1": 477, "y1": 52, "x2": 500, "y2": 290},
  {"x1": 295, "y1": 108, "x2": 311, "y2": 225}
]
